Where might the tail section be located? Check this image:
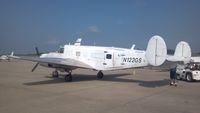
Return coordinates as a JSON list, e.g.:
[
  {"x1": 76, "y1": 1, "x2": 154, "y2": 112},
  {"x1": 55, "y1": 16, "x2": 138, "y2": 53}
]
[
  {"x1": 174, "y1": 41, "x2": 191, "y2": 60},
  {"x1": 146, "y1": 35, "x2": 167, "y2": 66},
  {"x1": 167, "y1": 41, "x2": 191, "y2": 63},
  {"x1": 10, "y1": 51, "x2": 14, "y2": 56}
]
